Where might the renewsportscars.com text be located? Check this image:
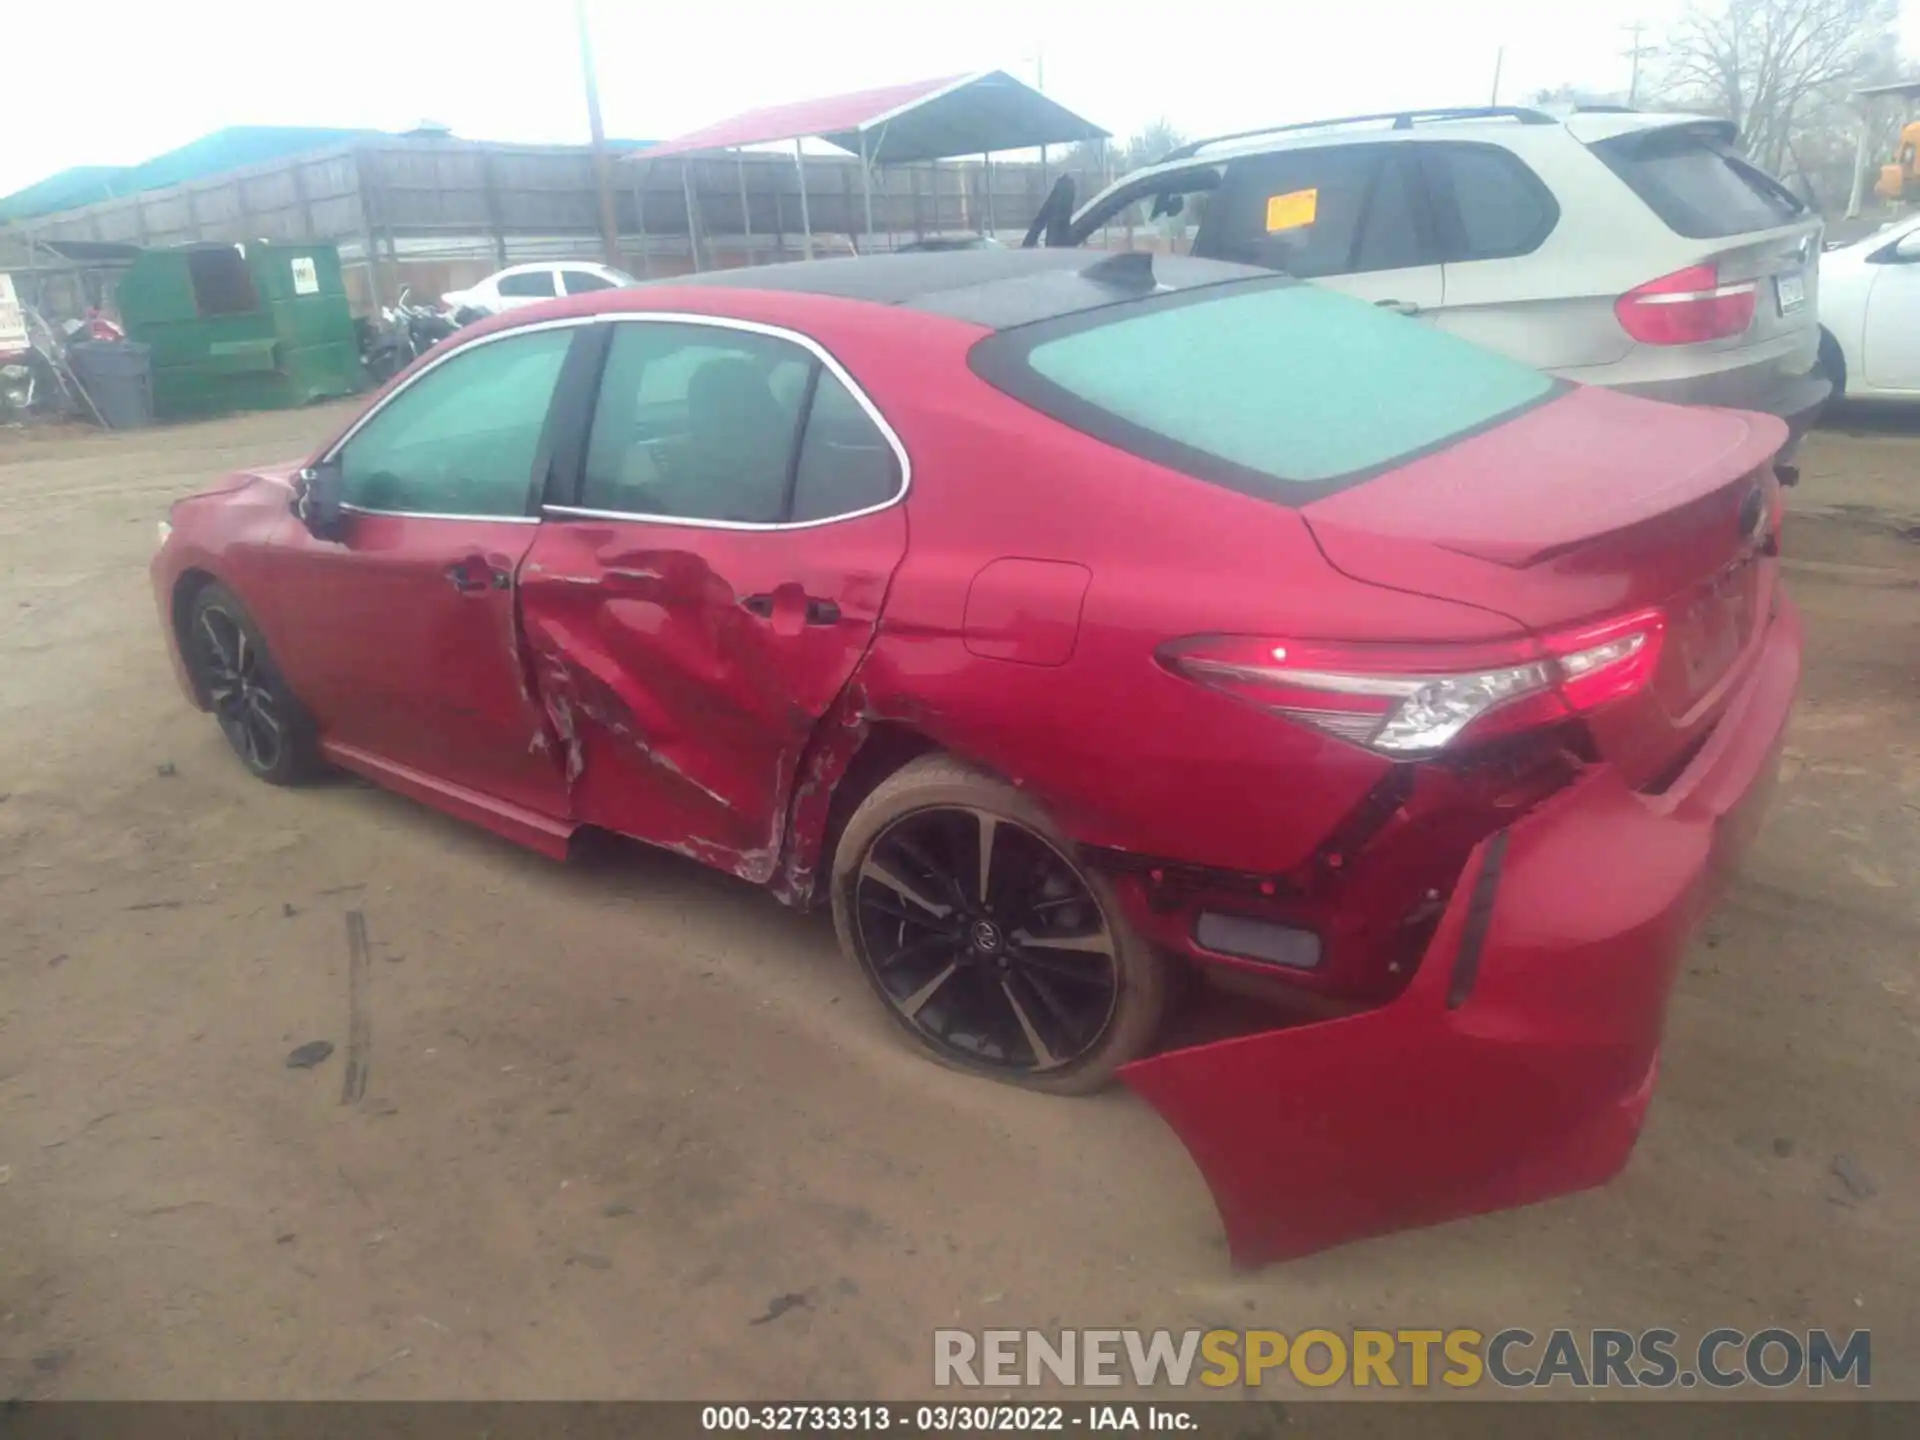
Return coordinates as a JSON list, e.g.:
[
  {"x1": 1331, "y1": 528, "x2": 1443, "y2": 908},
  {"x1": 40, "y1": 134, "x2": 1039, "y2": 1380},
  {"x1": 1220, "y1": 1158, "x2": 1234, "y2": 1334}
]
[{"x1": 933, "y1": 1327, "x2": 1871, "y2": 1390}]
